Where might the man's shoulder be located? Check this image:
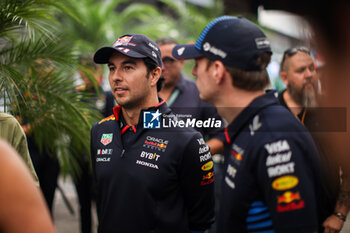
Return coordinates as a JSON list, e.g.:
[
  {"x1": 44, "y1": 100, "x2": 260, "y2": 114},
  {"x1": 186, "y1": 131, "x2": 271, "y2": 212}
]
[
  {"x1": 249, "y1": 104, "x2": 314, "y2": 148},
  {"x1": 0, "y1": 112, "x2": 15, "y2": 121},
  {"x1": 0, "y1": 113, "x2": 20, "y2": 128},
  {"x1": 93, "y1": 114, "x2": 116, "y2": 128},
  {"x1": 238, "y1": 103, "x2": 308, "y2": 143},
  {"x1": 260, "y1": 103, "x2": 301, "y2": 128}
]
